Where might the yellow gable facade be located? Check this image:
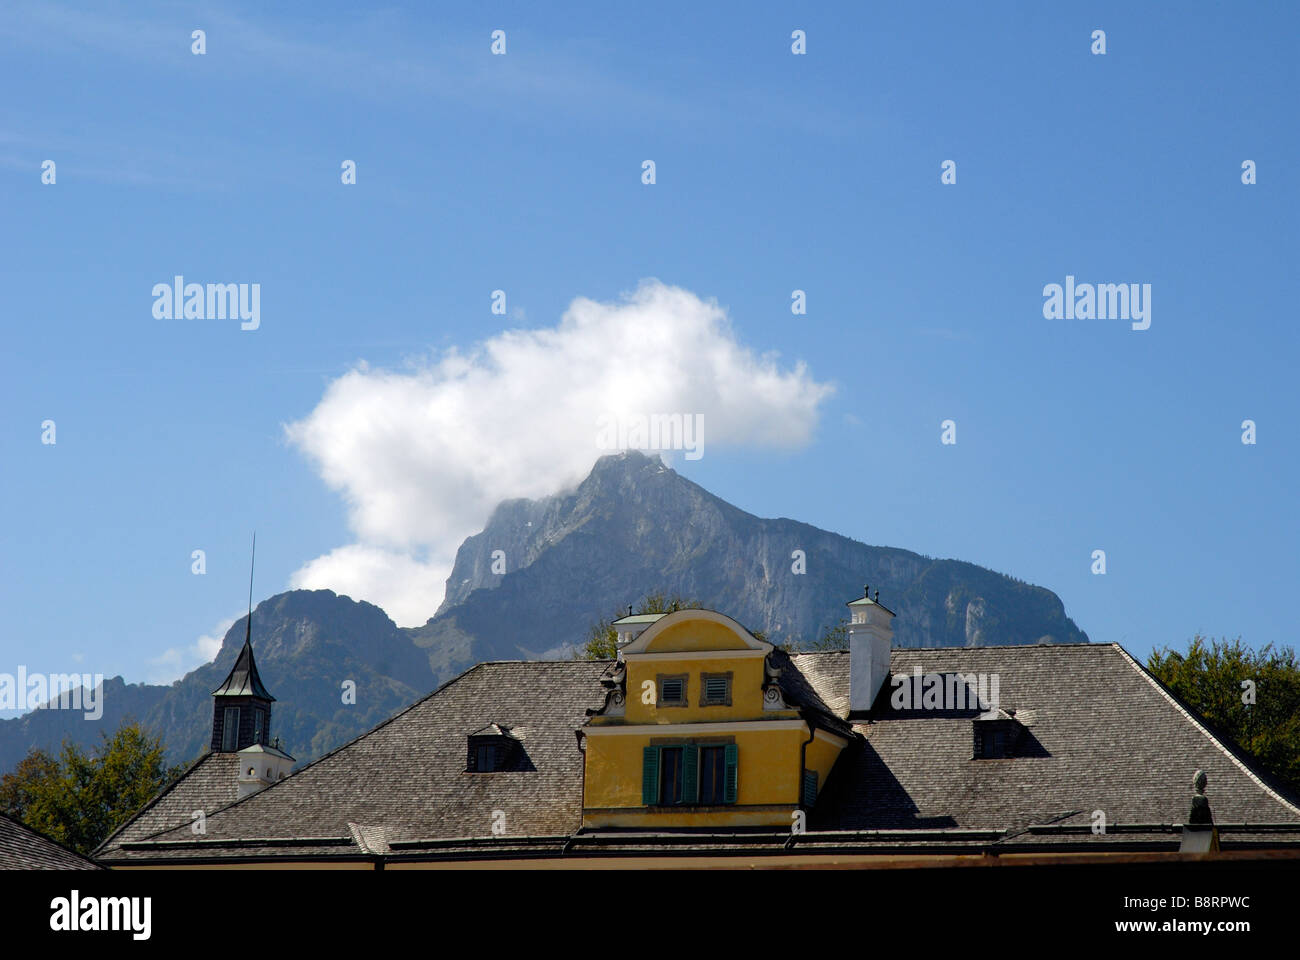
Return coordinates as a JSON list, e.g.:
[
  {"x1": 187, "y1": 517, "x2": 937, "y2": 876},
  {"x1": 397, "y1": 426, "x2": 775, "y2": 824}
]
[{"x1": 580, "y1": 609, "x2": 848, "y2": 829}]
